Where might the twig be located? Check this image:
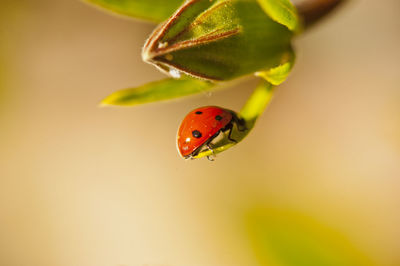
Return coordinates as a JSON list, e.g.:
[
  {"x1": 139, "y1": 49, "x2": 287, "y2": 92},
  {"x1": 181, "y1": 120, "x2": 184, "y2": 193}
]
[{"x1": 293, "y1": 0, "x2": 347, "y2": 29}]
